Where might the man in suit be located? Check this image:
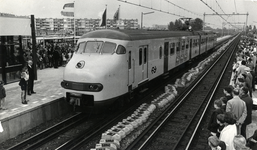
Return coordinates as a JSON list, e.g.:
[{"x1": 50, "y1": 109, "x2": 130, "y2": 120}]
[
  {"x1": 226, "y1": 88, "x2": 247, "y2": 135},
  {"x1": 27, "y1": 60, "x2": 36, "y2": 95}
]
